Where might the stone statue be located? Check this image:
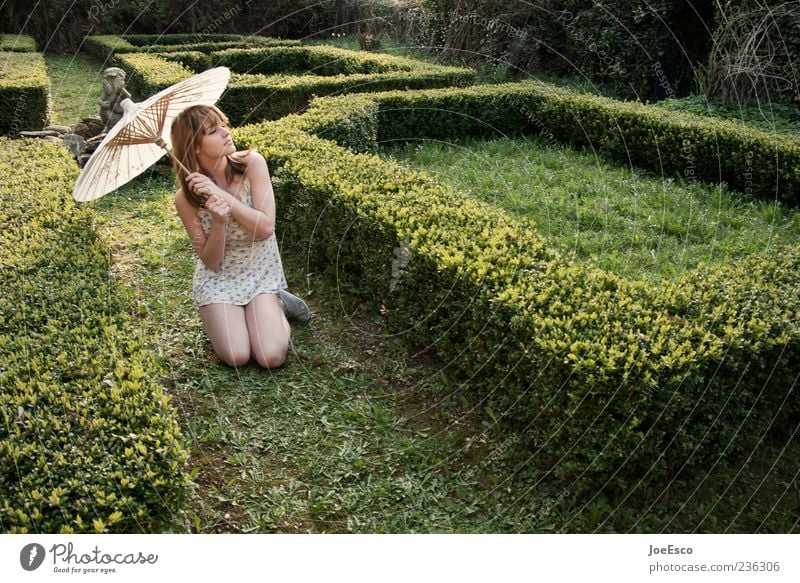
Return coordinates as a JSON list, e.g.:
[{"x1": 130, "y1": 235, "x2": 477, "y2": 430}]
[
  {"x1": 16, "y1": 66, "x2": 137, "y2": 165},
  {"x1": 98, "y1": 67, "x2": 131, "y2": 129}
]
